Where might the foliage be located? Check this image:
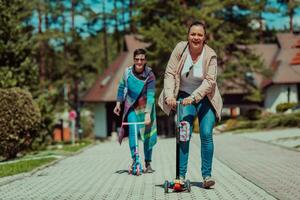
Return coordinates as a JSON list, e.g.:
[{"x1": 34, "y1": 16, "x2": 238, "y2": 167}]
[
  {"x1": 80, "y1": 109, "x2": 94, "y2": 138},
  {"x1": 30, "y1": 89, "x2": 59, "y2": 150},
  {"x1": 135, "y1": 0, "x2": 270, "y2": 103},
  {"x1": 276, "y1": 102, "x2": 298, "y2": 113},
  {"x1": 224, "y1": 112, "x2": 300, "y2": 131},
  {"x1": 0, "y1": 0, "x2": 38, "y2": 90},
  {"x1": 246, "y1": 108, "x2": 263, "y2": 120},
  {"x1": 0, "y1": 88, "x2": 41, "y2": 160}
]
